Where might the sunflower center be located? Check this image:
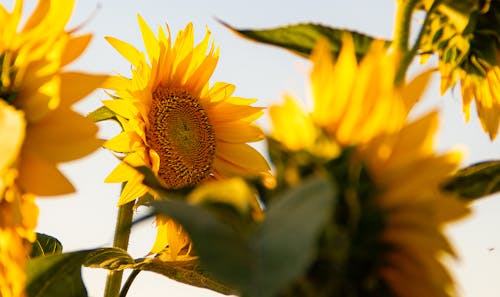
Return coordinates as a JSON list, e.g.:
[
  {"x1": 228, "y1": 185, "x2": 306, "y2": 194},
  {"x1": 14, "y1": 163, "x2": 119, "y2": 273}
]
[{"x1": 147, "y1": 86, "x2": 216, "y2": 189}]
